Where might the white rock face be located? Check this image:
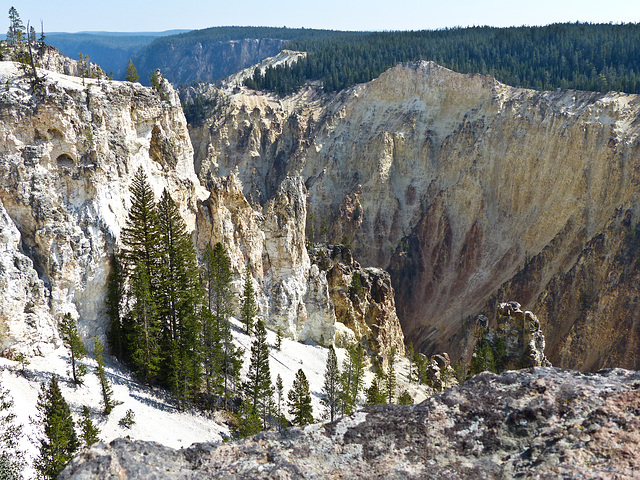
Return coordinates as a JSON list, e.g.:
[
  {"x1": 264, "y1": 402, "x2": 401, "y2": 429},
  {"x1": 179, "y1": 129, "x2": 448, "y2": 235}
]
[
  {"x1": 195, "y1": 174, "x2": 340, "y2": 344},
  {"x1": 0, "y1": 201, "x2": 53, "y2": 351},
  {"x1": 0, "y1": 62, "x2": 204, "y2": 352}
]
